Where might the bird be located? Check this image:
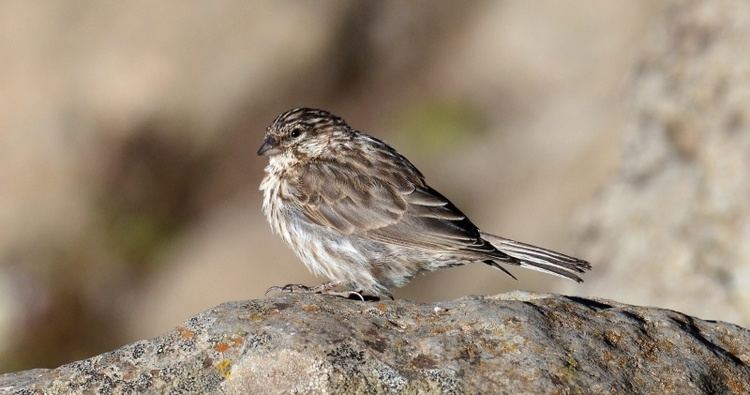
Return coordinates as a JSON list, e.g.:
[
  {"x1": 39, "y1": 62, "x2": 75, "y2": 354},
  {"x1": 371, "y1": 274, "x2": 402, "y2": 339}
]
[{"x1": 258, "y1": 107, "x2": 591, "y2": 299}]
